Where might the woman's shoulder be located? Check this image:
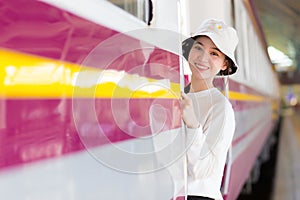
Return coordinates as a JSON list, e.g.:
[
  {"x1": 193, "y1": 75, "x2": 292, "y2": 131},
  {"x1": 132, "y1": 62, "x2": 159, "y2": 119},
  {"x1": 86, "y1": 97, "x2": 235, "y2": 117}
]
[
  {"x1": 210, "y1": 88, "x2": 234, "y2": 110},
  {"x1": 184, "y1": 87, "x2": 233, "y2": 108}
]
